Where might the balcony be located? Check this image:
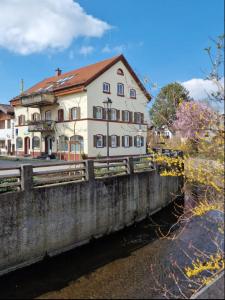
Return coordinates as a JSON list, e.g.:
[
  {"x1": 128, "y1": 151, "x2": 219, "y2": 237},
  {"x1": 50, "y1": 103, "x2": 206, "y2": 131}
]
[
  {"x1": 28, "y1": 120, "x2": 56, "y2": 132},
  {"x1": 21, "y1": 93, "x2": 56, "y2": 107}
]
